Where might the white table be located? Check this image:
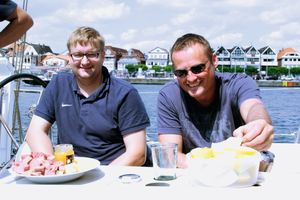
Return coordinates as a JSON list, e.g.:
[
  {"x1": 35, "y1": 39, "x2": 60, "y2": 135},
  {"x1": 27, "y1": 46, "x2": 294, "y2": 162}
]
[{"x1": 1, "y1": 143, "x2": 300, "y2": 199}]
